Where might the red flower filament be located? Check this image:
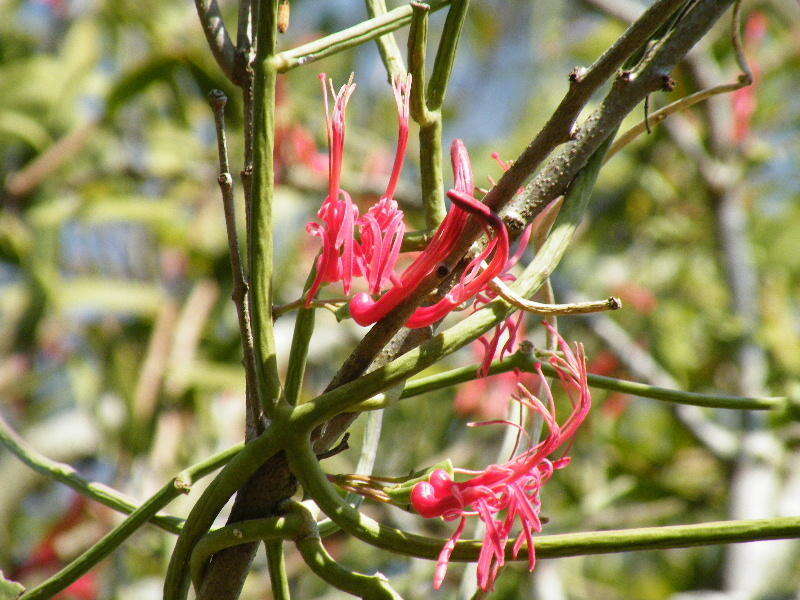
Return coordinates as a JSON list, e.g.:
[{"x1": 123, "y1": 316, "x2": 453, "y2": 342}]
[{"x1": 411, "y1": 324, "x2": 592, "y2": 591}]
